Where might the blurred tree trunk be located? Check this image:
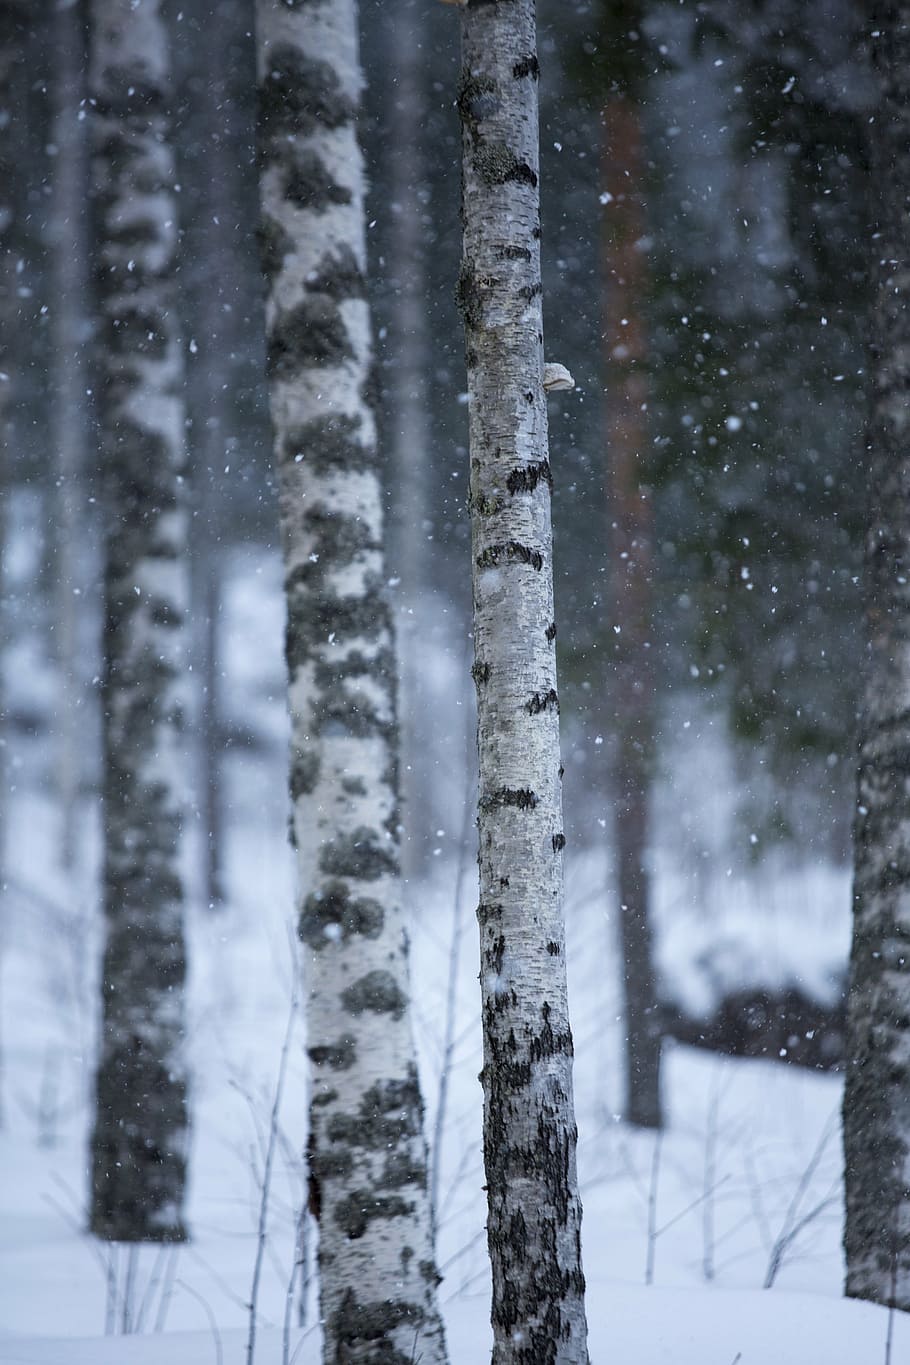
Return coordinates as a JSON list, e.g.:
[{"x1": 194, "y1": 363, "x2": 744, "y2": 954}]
[
  {"x1": 255, "y1": 4, "x2": 448, "y2": 1361},
  {"x1": 50, "y1": 0, "x2": 90, "y2": 877},
  {"x1": 843, "y1": 6, "x2": 910, "y2": 1312},
  {"x1": 458, "y1": 1, "x2": 589, "y2": 1359},
  {"x1": 174, "y1": 0, "x2": 262, "y2": 912},
  {"x1": 88, "y1": 0, "x2": 190, "y2": 1243},
  {"x1": 602, "y1": 86, "x2": 662, "y2": 1130},
  {"x1": 0, "y1": 0, "x2": 29, "y2": 1132},
  {"x1": 384, "y1": 0, "x2": 431, "y2": 889}
]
